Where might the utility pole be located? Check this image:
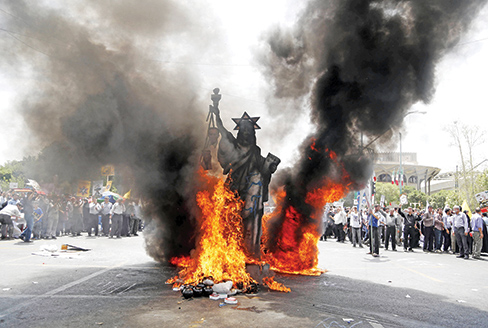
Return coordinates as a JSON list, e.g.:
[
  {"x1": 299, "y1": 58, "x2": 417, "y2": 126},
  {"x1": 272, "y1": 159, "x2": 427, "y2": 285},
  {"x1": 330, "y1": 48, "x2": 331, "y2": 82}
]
[{"x1": 399, "y1": 132, "x2": 403, "y2": 194}]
